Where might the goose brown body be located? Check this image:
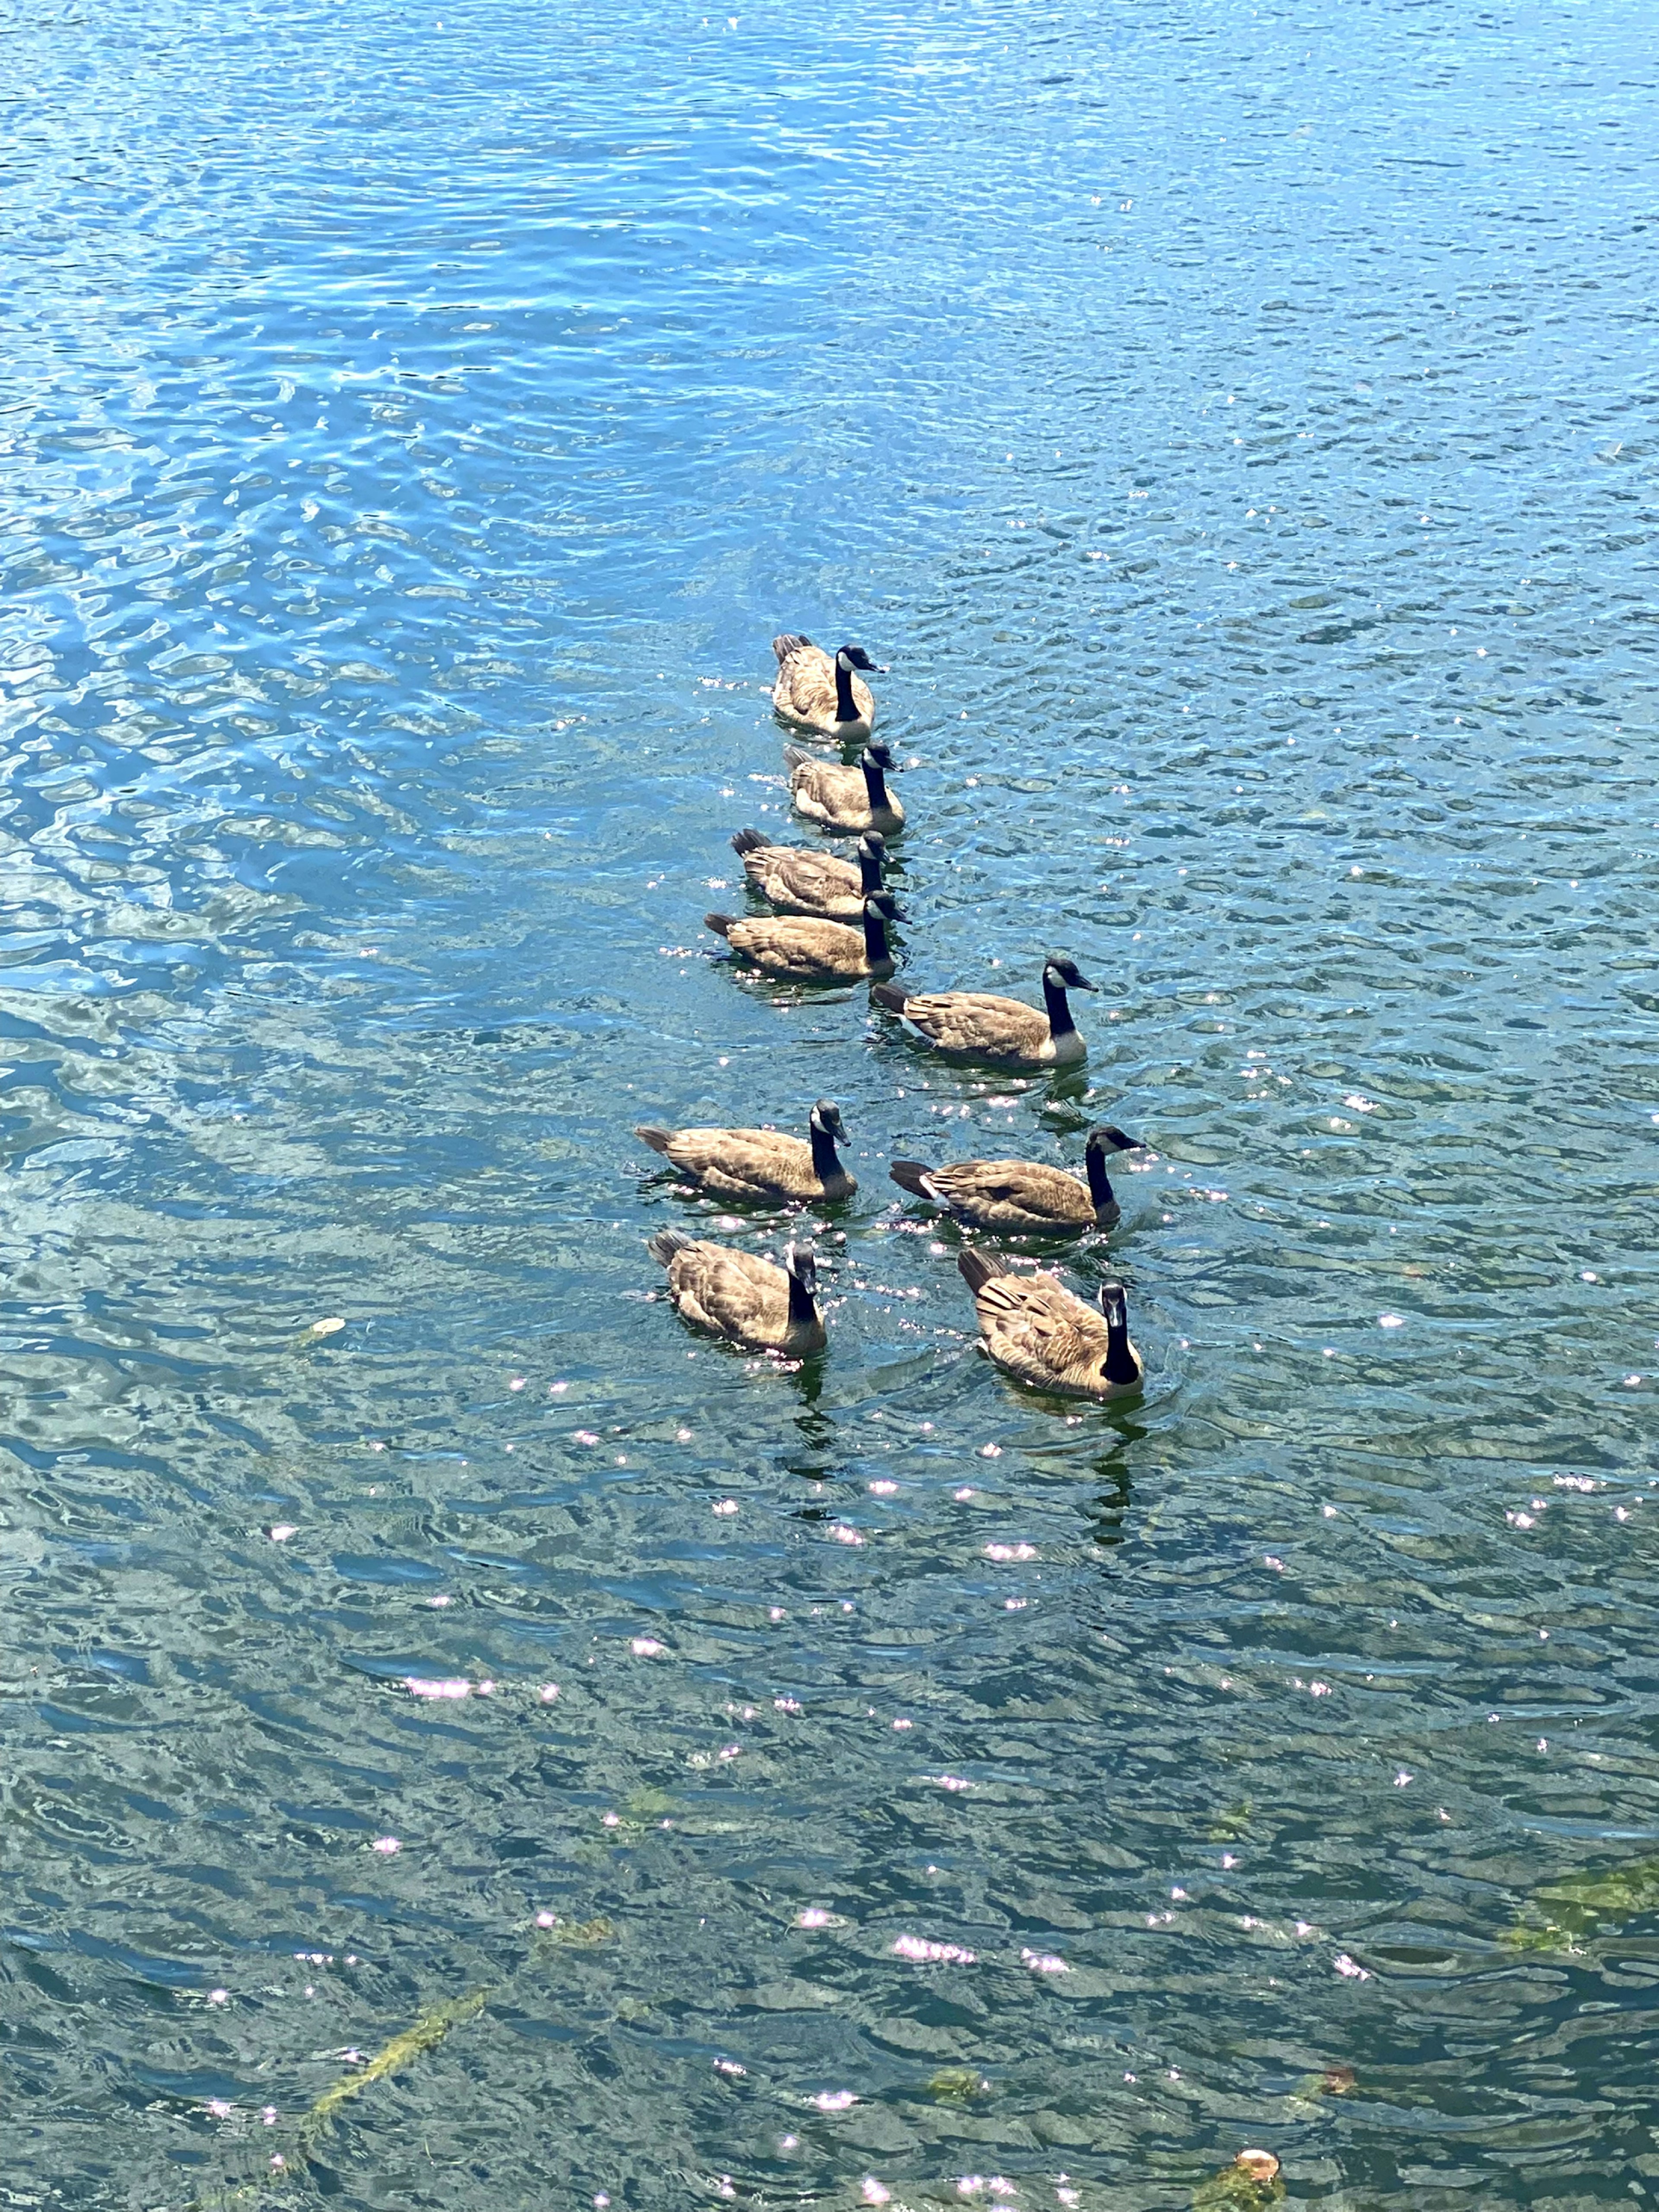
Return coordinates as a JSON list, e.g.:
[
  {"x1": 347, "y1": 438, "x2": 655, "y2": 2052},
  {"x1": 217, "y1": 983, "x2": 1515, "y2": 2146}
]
[
  {"x1": 786, "y1": 743, "x2": 904, "y2": 836},
  {"x1": 890, "y1": 1125, "x2": 1138, "y2": 1233},
  {"x1": 957, "y1": 1248, "x2": 1144, "y2": 1400},
  {"x1": 770, "y1": 633, "x2": 877, "y2": 740},
  {"x1": 872, "y1": 957, "x2": 1095, "y2": 1068},
  {"x1": 635, "y1": 1101, "x2": 855, "y2": 1203},
  {"x1": 705, "y1": 893, "x2": 900, "y2": 982},
  {"x1": 730, "y1": 828, "x2": 884, "y2": 919},
  {"x1": 649, "y1": 1229, "x2": 826, "y2": 1355}
]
